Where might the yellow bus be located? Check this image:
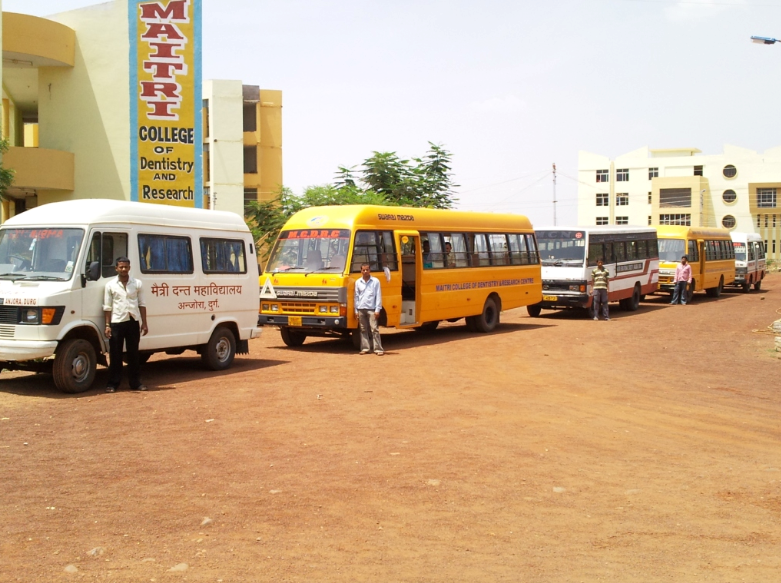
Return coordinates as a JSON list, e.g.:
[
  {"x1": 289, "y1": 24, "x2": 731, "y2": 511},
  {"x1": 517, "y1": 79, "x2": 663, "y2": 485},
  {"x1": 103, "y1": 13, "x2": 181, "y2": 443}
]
[
  {"x1": 656, "y1": 225, "x2": 735, "y2": 301},
  {"x1": 258, "y1": 205, "x2": 542, "y2": 346}
]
